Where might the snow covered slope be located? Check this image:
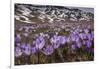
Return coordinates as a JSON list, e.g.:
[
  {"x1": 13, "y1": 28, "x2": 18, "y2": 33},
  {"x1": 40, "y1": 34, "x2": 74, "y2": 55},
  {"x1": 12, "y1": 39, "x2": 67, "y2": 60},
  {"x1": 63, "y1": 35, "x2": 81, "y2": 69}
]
[{"x1": 15, "y1": 4, "x2": 94, "y2": 24}]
